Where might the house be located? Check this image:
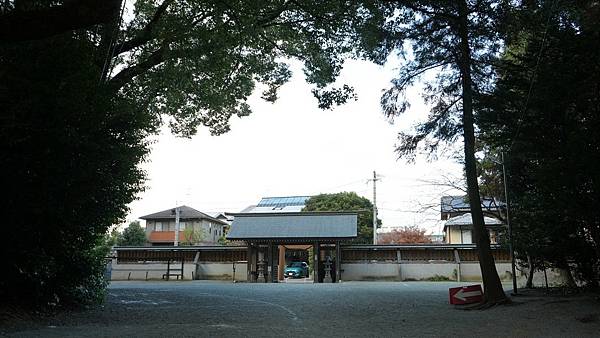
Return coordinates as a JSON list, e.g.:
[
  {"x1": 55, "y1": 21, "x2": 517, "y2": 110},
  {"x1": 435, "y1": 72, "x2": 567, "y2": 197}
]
[
  {"x1": 240, "y1": 196, "x2": 312, "y2": 213},
  {"x1": 440, "y1": 195, "x2": 503, "y2": 220},
  {"x1": 441, "y1": 195, "x2": 505, "y2": 244},
  {"x1": 443, "y1": 213, "x2": 503, "y2": 244},
  {"x1": 140, "y1": 205, "x2": 229, "y2": 246},
  {"x1": 210, "y1": 212, "x2": 234, "y2": 225}
]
